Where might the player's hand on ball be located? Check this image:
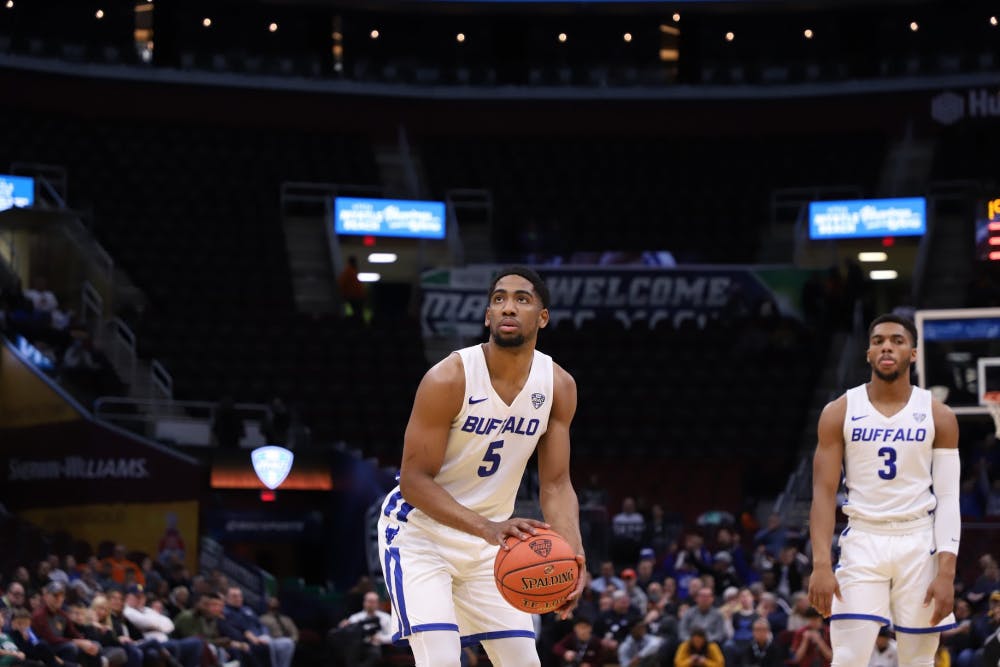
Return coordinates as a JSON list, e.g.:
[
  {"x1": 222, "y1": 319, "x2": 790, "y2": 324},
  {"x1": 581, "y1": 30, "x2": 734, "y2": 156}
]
[
  {"x1": 924, "y1": 573, "x2": 954, "y2": 626},
  {"x1": 485, "y1": 517, "x2": 550, "y2": 547},
  {"x1": 556, "y1": 553, "x2": 587, "y2": 620},
  {"x1": 807, "y1": 566, "x2": 842, "y2": 618}
]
